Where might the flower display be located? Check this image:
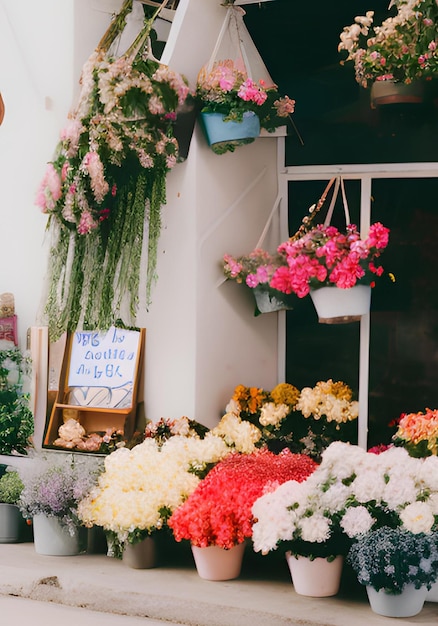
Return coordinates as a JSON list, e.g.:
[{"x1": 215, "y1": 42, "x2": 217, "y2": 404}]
[
  {"x1": 338, "y1": 0, "x2": 438, "y2": 88},
  {"x1": 36, "y1": 0, "x2": 190, "y2": 339},
  {"x1": 18, "y1": 453, "x2": 101, "y2": 535},
  {"x1": 269, "y1": 222, "x2": 390, "y2": 298},
  {"x1": 219, "y1": 381, "x2": 358, "y2": 460},
  {"x1": 252, "y1": 441, "x2": 438, "y2": 570},
  {"x1": 168, "y1": 449, "x2": 316, "y2": 549},
  {"x1": 392, "y1": 408, "x2": 438, "y2": 456},
  {"x1": 77, "y1": 434, "x2": 230, "y2": 553},
  {"x1": 197, "y1": 59, "x2": 295, "y2": 130}
]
